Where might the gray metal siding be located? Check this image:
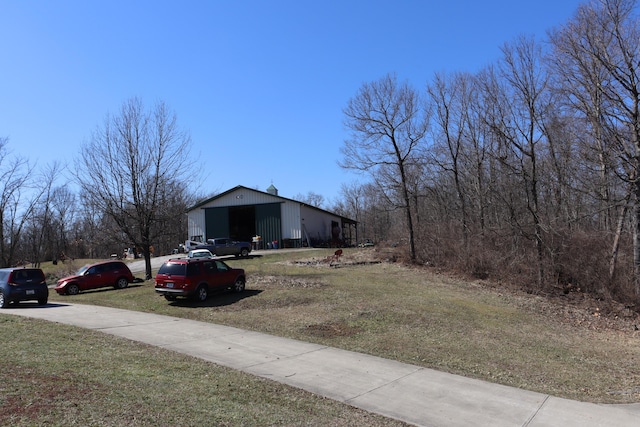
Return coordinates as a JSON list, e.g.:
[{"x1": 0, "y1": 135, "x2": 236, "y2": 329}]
[{"x1": 280, "y1": 200, "x2": 302, "y2": 240}]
